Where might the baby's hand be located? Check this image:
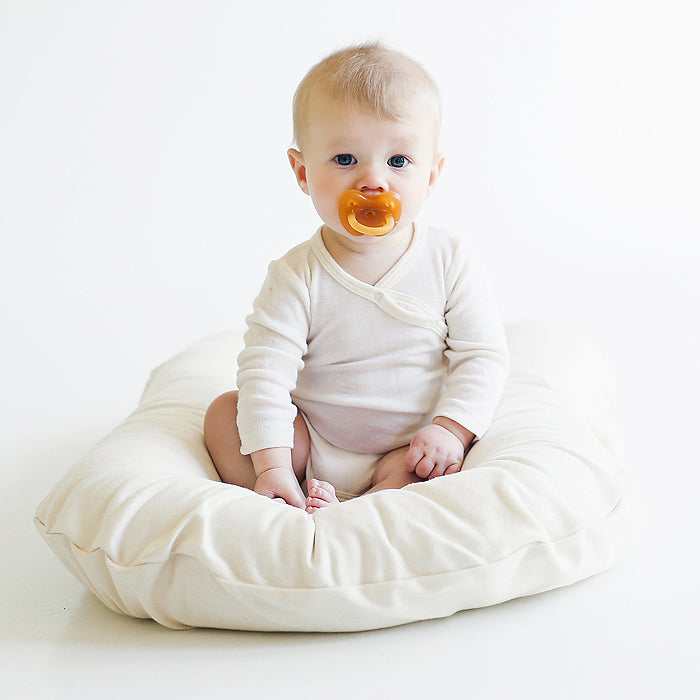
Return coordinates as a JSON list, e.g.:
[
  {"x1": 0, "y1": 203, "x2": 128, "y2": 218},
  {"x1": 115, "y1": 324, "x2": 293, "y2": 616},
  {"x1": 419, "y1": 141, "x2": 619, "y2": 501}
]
[
  {"x1": 254, "y1": 467, "x2": 306, "y2": 508},
  {"x1": 404, "y1": 424, "x2": 466, "y2": 480}
]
